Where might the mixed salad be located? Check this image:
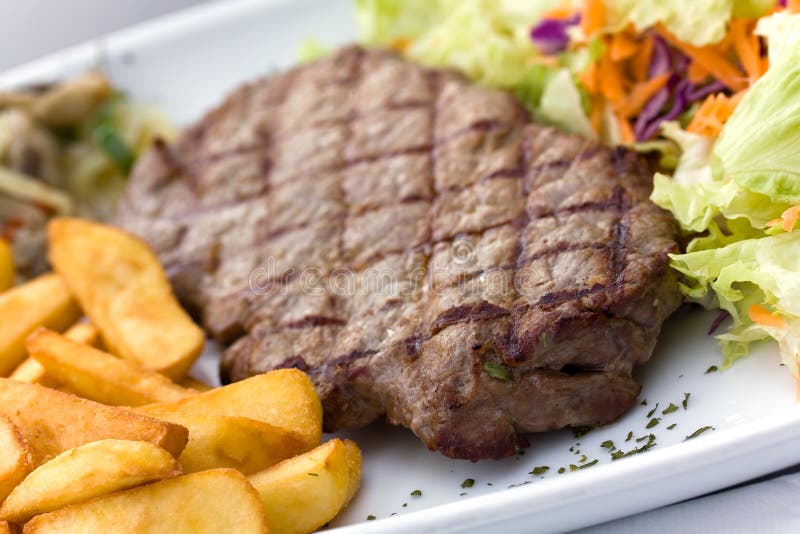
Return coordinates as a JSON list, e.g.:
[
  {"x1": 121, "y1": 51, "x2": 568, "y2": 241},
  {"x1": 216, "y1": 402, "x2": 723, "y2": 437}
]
[{"x1": 355, "y1": 0, "x2": 800, "y2": 390}]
